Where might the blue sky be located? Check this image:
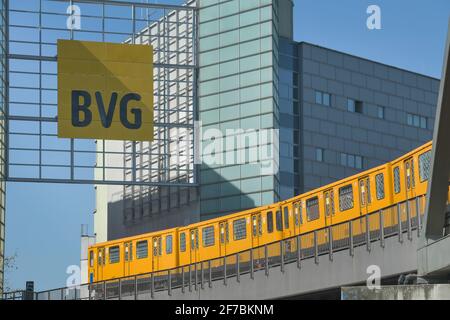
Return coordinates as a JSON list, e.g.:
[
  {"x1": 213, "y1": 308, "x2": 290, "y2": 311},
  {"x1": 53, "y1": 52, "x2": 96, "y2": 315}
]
[
  {"x1": 294, "y1": 0, "x2": 449, "y2": 78},
  {"x1": 5, "y1": 0, "x2": 450, "y2": 292}
]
